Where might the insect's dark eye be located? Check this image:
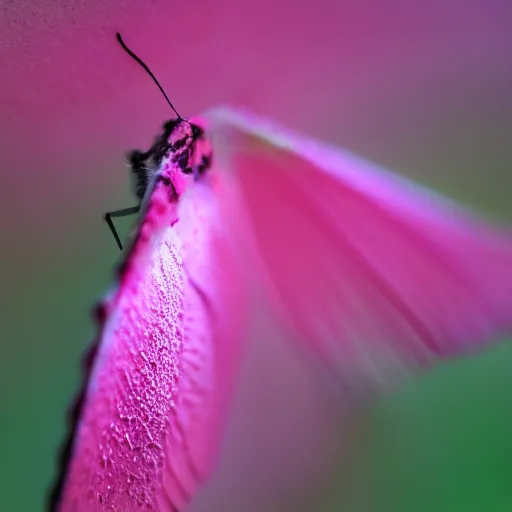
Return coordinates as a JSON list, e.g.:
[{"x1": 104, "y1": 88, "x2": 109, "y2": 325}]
[
  {"x1": 128, "y1": 150, "x2": 147, "y2": 166},
  {"x1": 177, "y1": 152, "x2": 189, "y2": 170}
]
